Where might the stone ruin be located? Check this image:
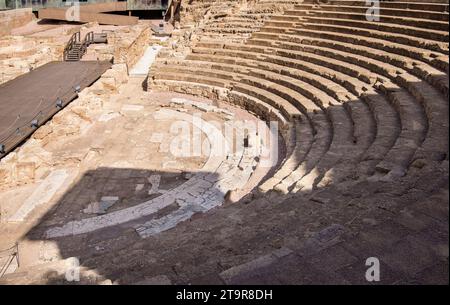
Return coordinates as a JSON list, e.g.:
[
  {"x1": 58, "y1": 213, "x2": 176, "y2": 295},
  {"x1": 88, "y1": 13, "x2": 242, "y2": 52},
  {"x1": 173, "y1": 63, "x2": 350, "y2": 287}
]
[{"x1": 0, "y1": 0, "x2": 448, "y2": 285}]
